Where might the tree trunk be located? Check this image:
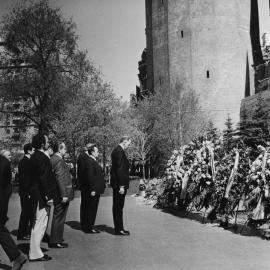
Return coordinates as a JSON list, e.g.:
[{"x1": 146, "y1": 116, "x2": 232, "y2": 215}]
[
  {"x1": 39, "y1": 117, "x2": 50, "y2": 134},
  {"x1": 102, "y1": 144, "x2": 106, "y2": 173},
  {"x1": 148, "y1": 156, "x2": 151, "y2": 179},
  {"x1": 142, "y1": 162, "x2": 146, "y2": 180}
]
